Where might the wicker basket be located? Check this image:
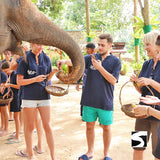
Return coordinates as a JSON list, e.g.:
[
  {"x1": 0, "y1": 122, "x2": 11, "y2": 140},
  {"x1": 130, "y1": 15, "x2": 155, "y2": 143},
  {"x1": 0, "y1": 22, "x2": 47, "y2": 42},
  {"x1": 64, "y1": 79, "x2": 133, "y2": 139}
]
[
  {"x1": 0, "y1": 88, "x2": 13, "y2": 105},
  {"x1": 45, "y1": 84, "x2": 69, "y2": 96},
  {"x1": 119, "y1": 81, "x2": 154, "y2": 119}
]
